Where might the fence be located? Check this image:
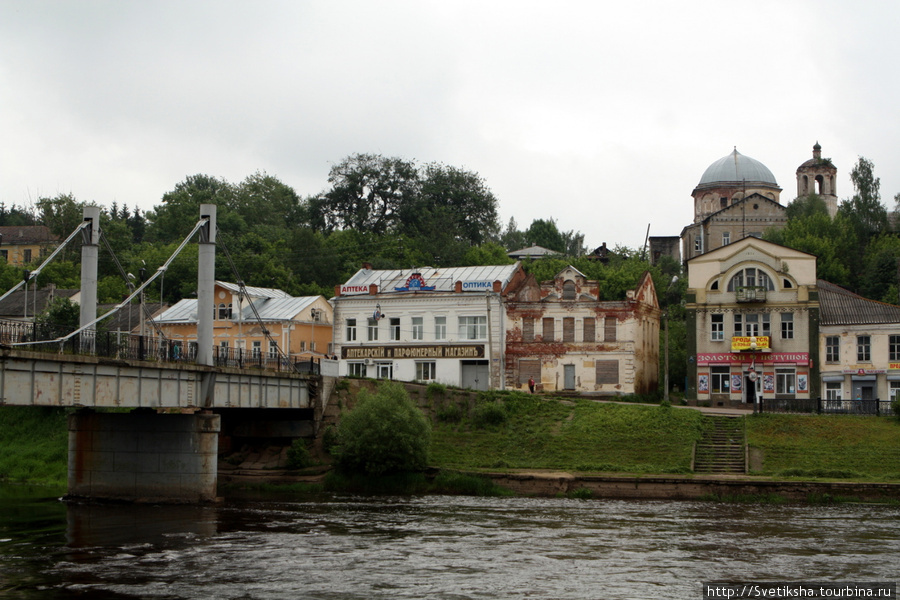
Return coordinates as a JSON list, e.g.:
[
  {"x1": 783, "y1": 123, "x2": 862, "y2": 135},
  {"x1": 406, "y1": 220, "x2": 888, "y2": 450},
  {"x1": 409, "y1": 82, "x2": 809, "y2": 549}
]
[
  {"x1": 0, "y1": 318, "x2": 315, "y2": 374},
  {"x1": 759, "y1": 397, "x2": 894, "y2": 416}
]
